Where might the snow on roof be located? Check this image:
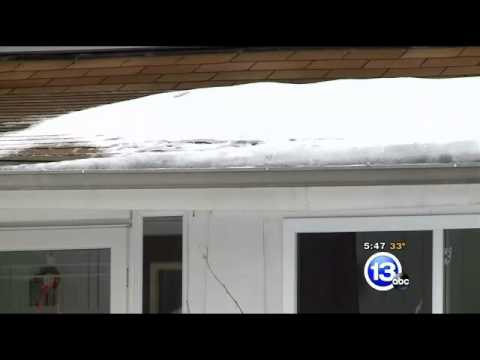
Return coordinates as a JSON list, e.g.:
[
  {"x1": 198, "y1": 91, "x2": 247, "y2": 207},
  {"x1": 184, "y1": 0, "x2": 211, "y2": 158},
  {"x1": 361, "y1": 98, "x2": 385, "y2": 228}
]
[{"x1": 1, "y1": 77, "x2": 480, "y2": 171}]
